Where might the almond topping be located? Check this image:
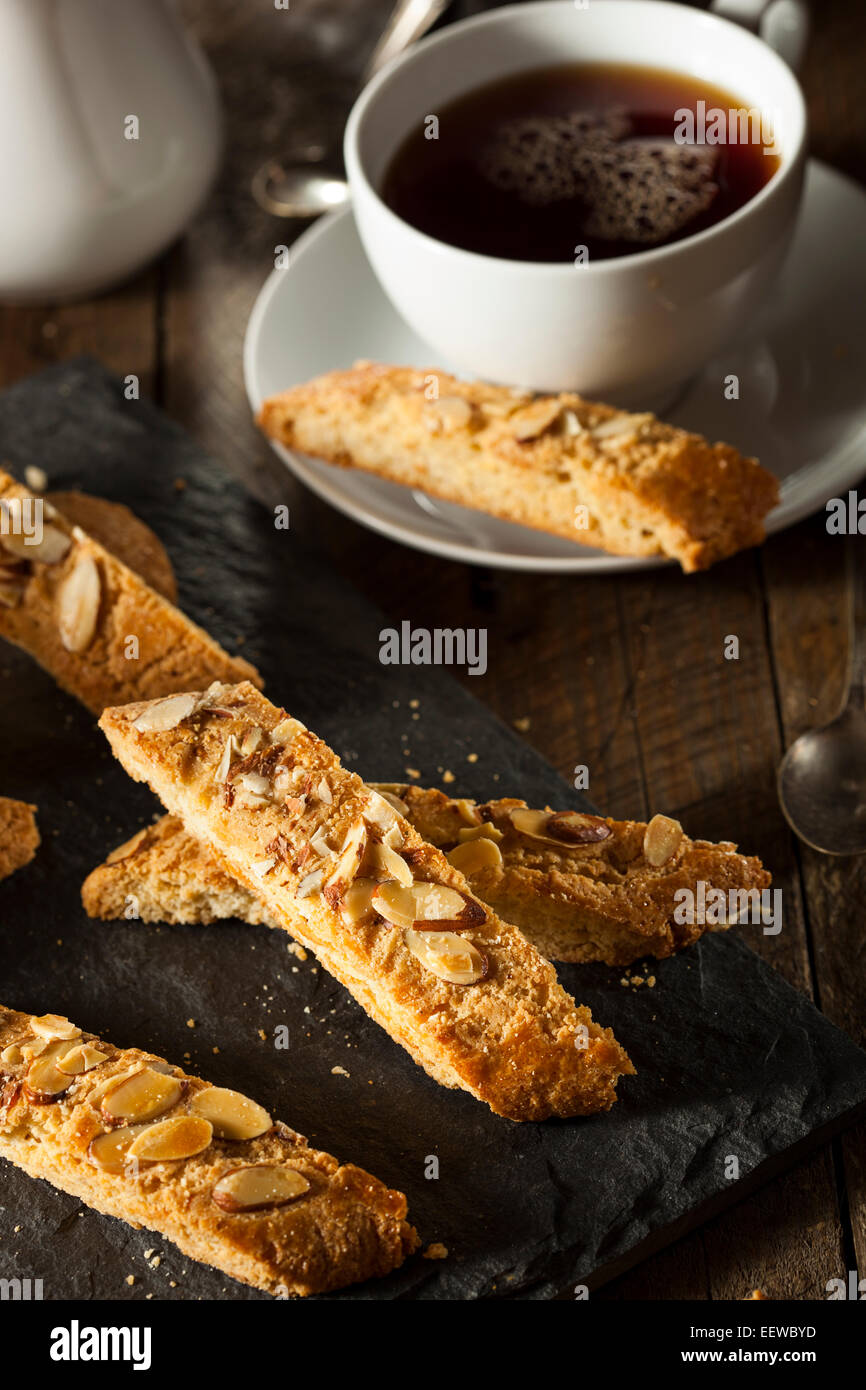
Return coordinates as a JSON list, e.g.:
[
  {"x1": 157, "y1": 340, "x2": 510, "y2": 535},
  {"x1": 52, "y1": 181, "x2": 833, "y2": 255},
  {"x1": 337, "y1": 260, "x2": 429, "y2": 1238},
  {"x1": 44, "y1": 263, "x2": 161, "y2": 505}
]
[
  {"x1": 188, "y1": 1087, "x2": 272, "y2": 1141},
  {"x1": 447, "y1": 836, "x2": 503, "y2": 873},
  {"x1": 590, "y1": 411, "x2": 654, "y2": 440},
  {"x1": 453, "y1": 798, "x2": 482, "y2": 827},
  {"x1": 30, "y1": 1014, "x2": 81, "y2": 1040},
  {"x1": 24, "y1": 1045, "x2": 77, "y2": 1101},
  {"x1": 429, "y1": 395, "x2": 474, "y2": 432},
  {"x1": 369, "y1": 785, "x2": 409, "y2": 816},
  {"x1": 240, "y1": 726, "x2": 264, "y2": 755},
  {"x1": 404, "y1": 929, "x2": 488, "y2": 986},
  {"x1": 456, "y1": 823, "x2": 504, "y2": 845},
  {"x1": 56, "y1": 1043, "x2": 110, "y2": 1076},
  {"x1": 272, "y1": 716, "x2": 306, "y2": 742},
  {"x1": 325, "y1": 820, "x2": 367, "y2": 892},
  {"x1": 643, "y1": 813, "x2": 683, "y2": 867},
  {"x1": 133, "y1": 692, "x2": 199, "y2": 734},
  {"x1": 215, "y1": 733, "x2": 238, "y2": 784},
  {"x1": 296, "y1": 868, "x2": 324, "y2": 899},
  {"x1": 0, "y1": 500, "x2": 71, "y2": 563},
  {"x1": 363, "y1": 790, "x2": 401, "y2": 832},
  {"x1": 211, "y1": 1165, "x2": 310, "y2": 1213},
  {"x1": 509, "y1": 806, "x2": 612, "y2": 847},
  {"x1": 0, "y1": 1044, "x2": 22, "y2": 1066},
  {"x1": 56, "y1": 551, "x2": 101, "y2": 653},
  {"x1": 250, "y1": 857, "x2": 275, "y2": 878},
  {"x1": 367, "y1": 842, "x2": 413, "y2": 886},
  {"x1": 127, "y1": 1115, "x2": 213, "y2": 1164},
  {"x1": 339, "y1": 878, "x2": 378, "y2": 928},
  {"x1": 101, "y1": 1067, "x2": 183, "y2": 1125},
  {"x1": 88, "y1": 1125, "x2": 145, "y2": 1174},
  {"x1": 511, "y1": 399, "x2": 564, "y2": 442},
  {"x1": 373, "y1": 880, "x2": 482, "y2": 930}
]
